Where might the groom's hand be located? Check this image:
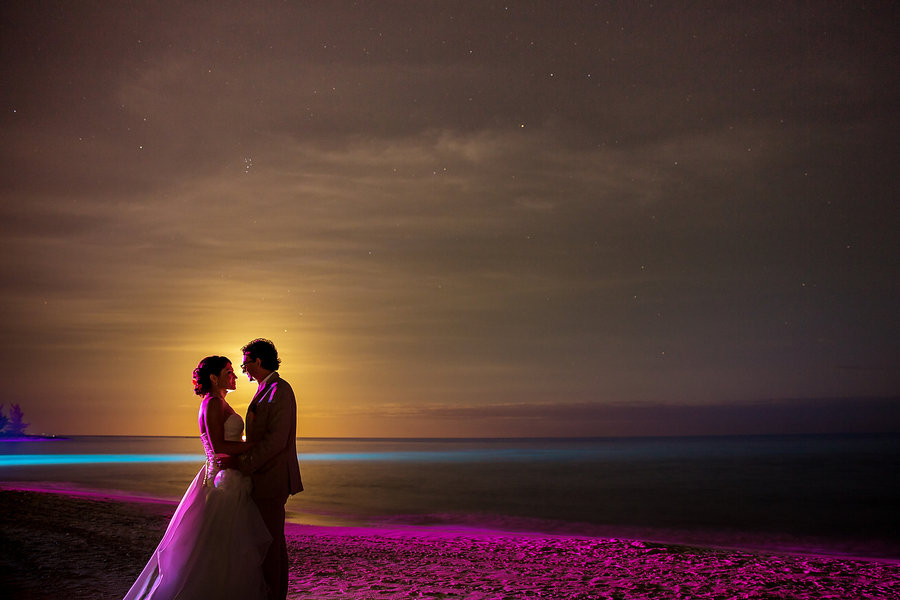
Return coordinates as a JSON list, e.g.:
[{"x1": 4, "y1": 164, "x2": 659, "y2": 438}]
[{"x1": 218, "y1": 454, "x2": 239, "y2": 470}]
